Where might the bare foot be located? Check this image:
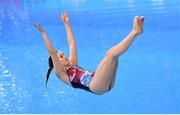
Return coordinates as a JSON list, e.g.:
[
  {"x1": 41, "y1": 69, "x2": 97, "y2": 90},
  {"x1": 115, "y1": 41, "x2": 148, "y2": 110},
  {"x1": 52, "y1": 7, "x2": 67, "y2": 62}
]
[{"x1": 132, "y1": 16, "x2": 144, "y2": 35}]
